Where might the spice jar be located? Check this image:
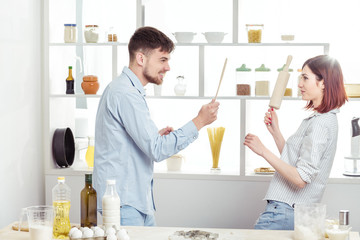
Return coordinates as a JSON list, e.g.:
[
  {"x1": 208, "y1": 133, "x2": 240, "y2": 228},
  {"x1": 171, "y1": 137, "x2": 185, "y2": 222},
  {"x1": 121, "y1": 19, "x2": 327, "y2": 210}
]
[
  {"x1": 236, "y1": 64, "x2": 252, "y2": 96},
  {"x1": 277, "y1": 64, "x2": 294, "y2": 97},
  {"x1": 246, "y1": 24, "x2": 264, "y2": 43},
  {"x1": 81, "y1": 75, "x2": 99, "y2": 94},
  {"x1": 84, "y1": 25, "x2": 99, "y2": 43},
  {"x1": 255, "y1": 64, "x2": 271, "y2": 96},
  {"x1": 64, "y1": 24, "x2": 77, "y2": 43}
]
